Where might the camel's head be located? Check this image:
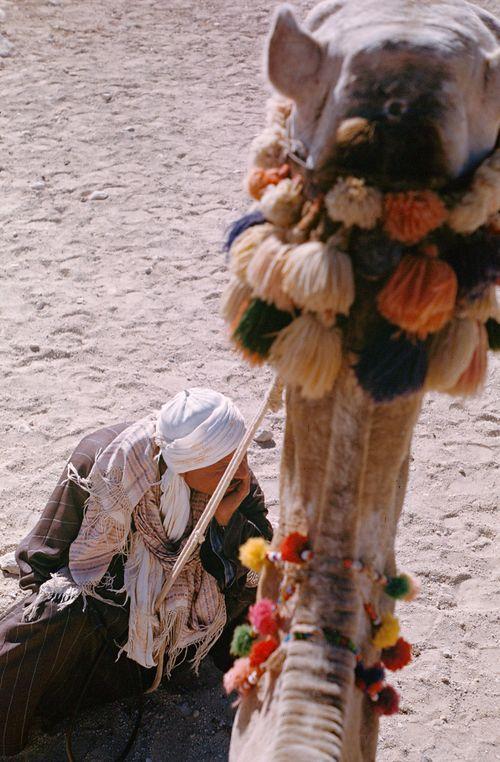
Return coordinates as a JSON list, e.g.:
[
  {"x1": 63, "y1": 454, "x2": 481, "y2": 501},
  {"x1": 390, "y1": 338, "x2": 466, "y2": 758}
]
[{"x1": 268, "y1": 0, "x2": 500, "y2": 190}]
